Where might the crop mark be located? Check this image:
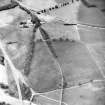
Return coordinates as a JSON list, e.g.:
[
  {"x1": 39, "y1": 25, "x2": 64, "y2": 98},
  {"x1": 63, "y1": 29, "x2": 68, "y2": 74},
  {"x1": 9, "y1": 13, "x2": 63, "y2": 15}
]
[{"x1": 86, "y1": 45, "x2": 105, "y2": 79}]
